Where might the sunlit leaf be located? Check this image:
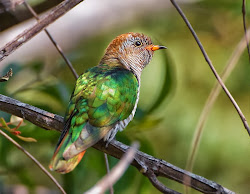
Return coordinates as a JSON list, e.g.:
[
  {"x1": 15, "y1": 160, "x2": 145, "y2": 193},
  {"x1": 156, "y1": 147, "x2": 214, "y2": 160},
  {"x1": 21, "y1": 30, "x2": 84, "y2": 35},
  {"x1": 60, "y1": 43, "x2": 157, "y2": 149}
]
[{"x1": 10, "y1": 115, "x2": 26, "y2": 126}]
